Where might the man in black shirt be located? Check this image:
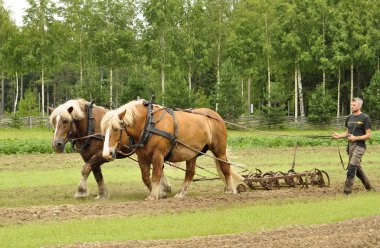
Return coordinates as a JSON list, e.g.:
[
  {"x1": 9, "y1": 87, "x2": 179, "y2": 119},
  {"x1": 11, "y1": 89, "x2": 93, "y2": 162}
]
[{"x1": 332, "y1": 97, "x2": 373, "y2": 194}]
